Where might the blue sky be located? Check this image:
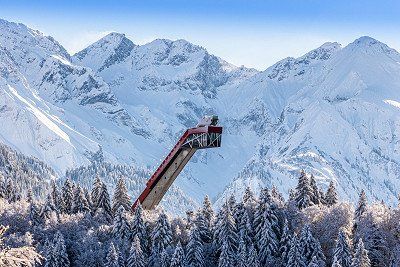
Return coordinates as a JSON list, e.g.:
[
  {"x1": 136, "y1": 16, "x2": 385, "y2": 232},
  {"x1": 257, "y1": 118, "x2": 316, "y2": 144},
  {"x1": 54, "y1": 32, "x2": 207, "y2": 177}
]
[{"x1": 1, "y1": 0, "x2": 400, "y2": 70}]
